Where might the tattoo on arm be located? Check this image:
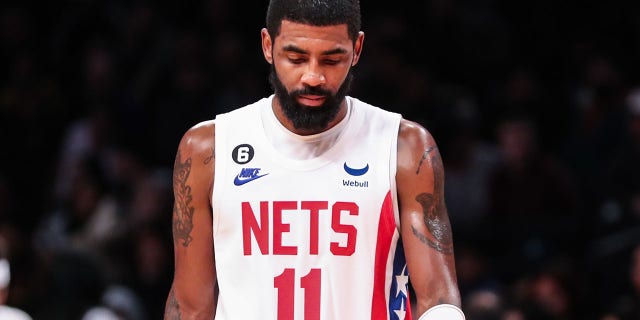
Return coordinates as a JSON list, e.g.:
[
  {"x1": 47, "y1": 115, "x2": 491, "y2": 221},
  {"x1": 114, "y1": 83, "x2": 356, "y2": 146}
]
[
  {"x1": 164, "y1": 286, "x2": 182, "y2": 320},
  {"x1": 204, "y1": 148, "x2": 214, "y2": 164},
  {"x1": 411, "y1": 146, "x2": 454, "y2": 254},
  {"x1": 173, "y1": 151, "x2": 195, "y2": 247},
  {"x1": 411, "y1": 193, "x2": 453, "y2": 254},
  {"x1": 416, "y1": 146, "x2": 436, "y2": 174}
]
